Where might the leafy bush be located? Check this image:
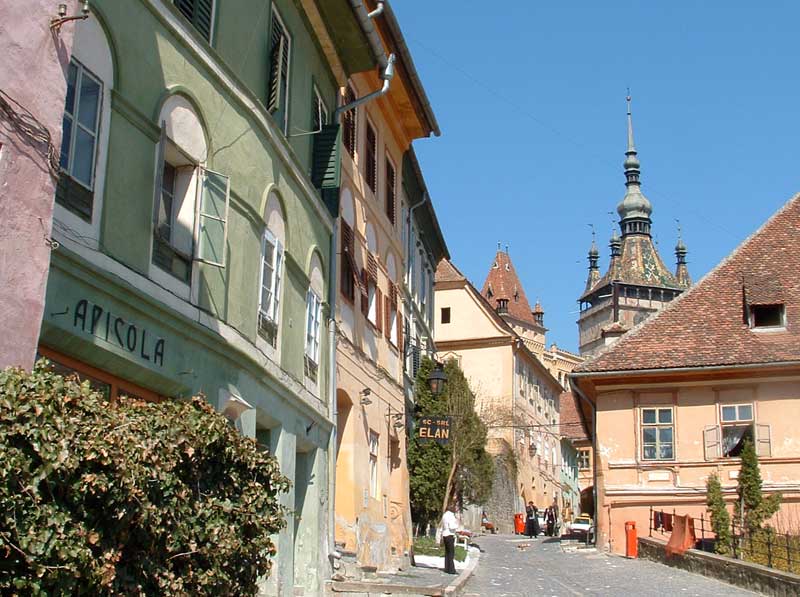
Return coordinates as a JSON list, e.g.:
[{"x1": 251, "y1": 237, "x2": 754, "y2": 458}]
[{"x1": 0, "y1": 362, "x2": 289, "y2": 596}]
